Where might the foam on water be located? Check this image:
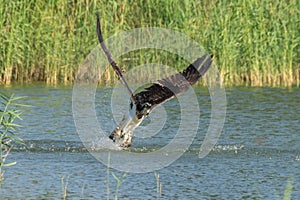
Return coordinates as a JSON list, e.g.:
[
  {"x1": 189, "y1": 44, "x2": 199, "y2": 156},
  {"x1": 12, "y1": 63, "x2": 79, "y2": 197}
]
[
  {"x1": 13, "y1": 140, "x2": 246, "y2": 155},
  {"x1": 88, "y1": 137, "x2": 123, "y2": 151}
]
